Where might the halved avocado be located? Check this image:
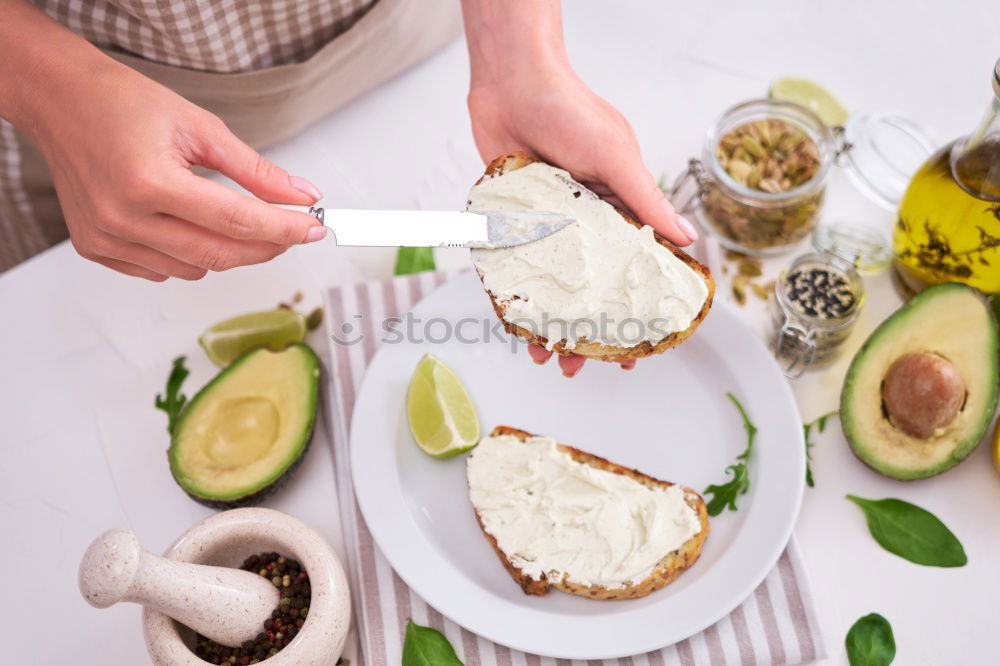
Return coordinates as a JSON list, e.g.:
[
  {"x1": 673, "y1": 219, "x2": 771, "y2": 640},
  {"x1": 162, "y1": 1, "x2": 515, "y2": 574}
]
[
  {"x1": 841, "y1": 283, "x2": 999, "y2": 480},
  {"x1": 169, "y1": 343, "x2": 320, "y2": 507}
]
